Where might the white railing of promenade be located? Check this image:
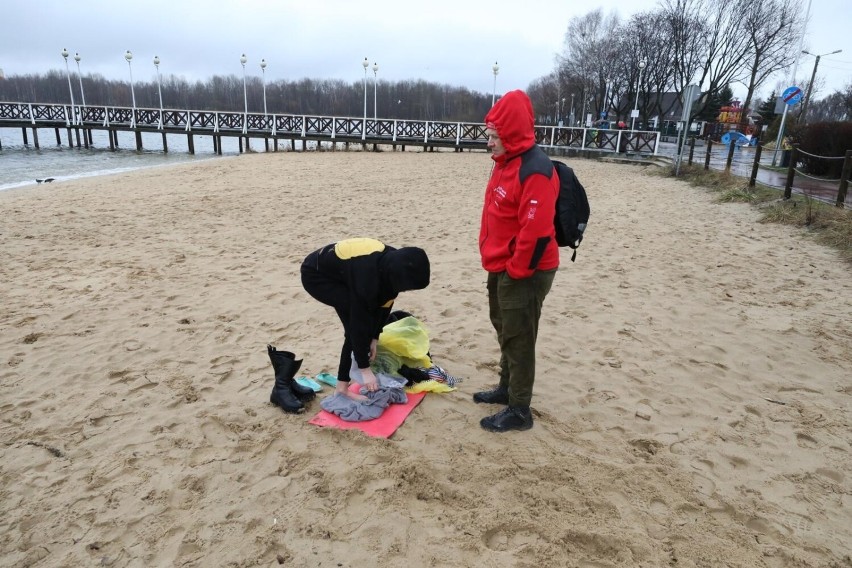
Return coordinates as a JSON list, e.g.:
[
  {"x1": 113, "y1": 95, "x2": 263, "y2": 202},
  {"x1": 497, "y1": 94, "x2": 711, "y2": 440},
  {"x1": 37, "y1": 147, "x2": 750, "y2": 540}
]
[{"x1": 0, "y1": 101, "x2": 660, "y2": 154}]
